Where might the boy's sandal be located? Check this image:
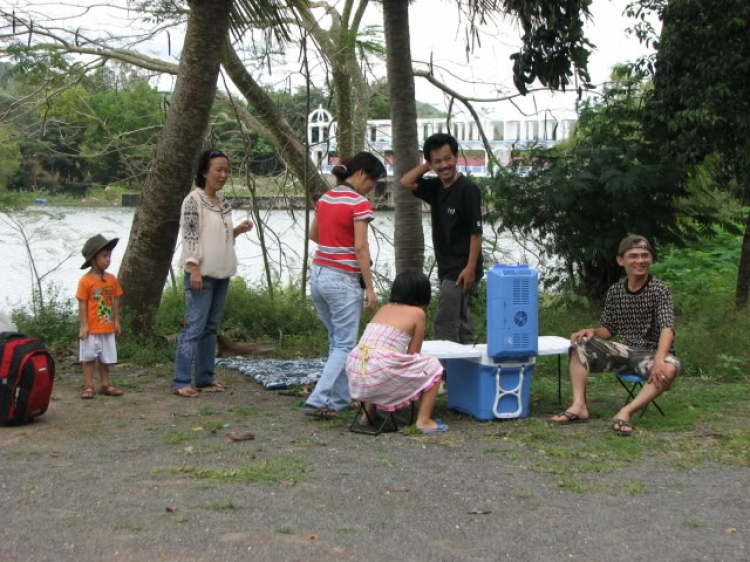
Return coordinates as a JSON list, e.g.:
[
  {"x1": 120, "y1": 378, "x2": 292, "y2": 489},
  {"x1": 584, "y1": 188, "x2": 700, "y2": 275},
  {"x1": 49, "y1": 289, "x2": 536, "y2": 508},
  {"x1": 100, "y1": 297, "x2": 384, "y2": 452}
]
[
  {"x1": 100, "y1": 385, "x2": 123, "y2": 397},
  {"x1": 81, "y1": 386, "x2": 95, "y2": 400},
  {"x1": 173, "y1": 387, "x2": 200, "y2": 398}
]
